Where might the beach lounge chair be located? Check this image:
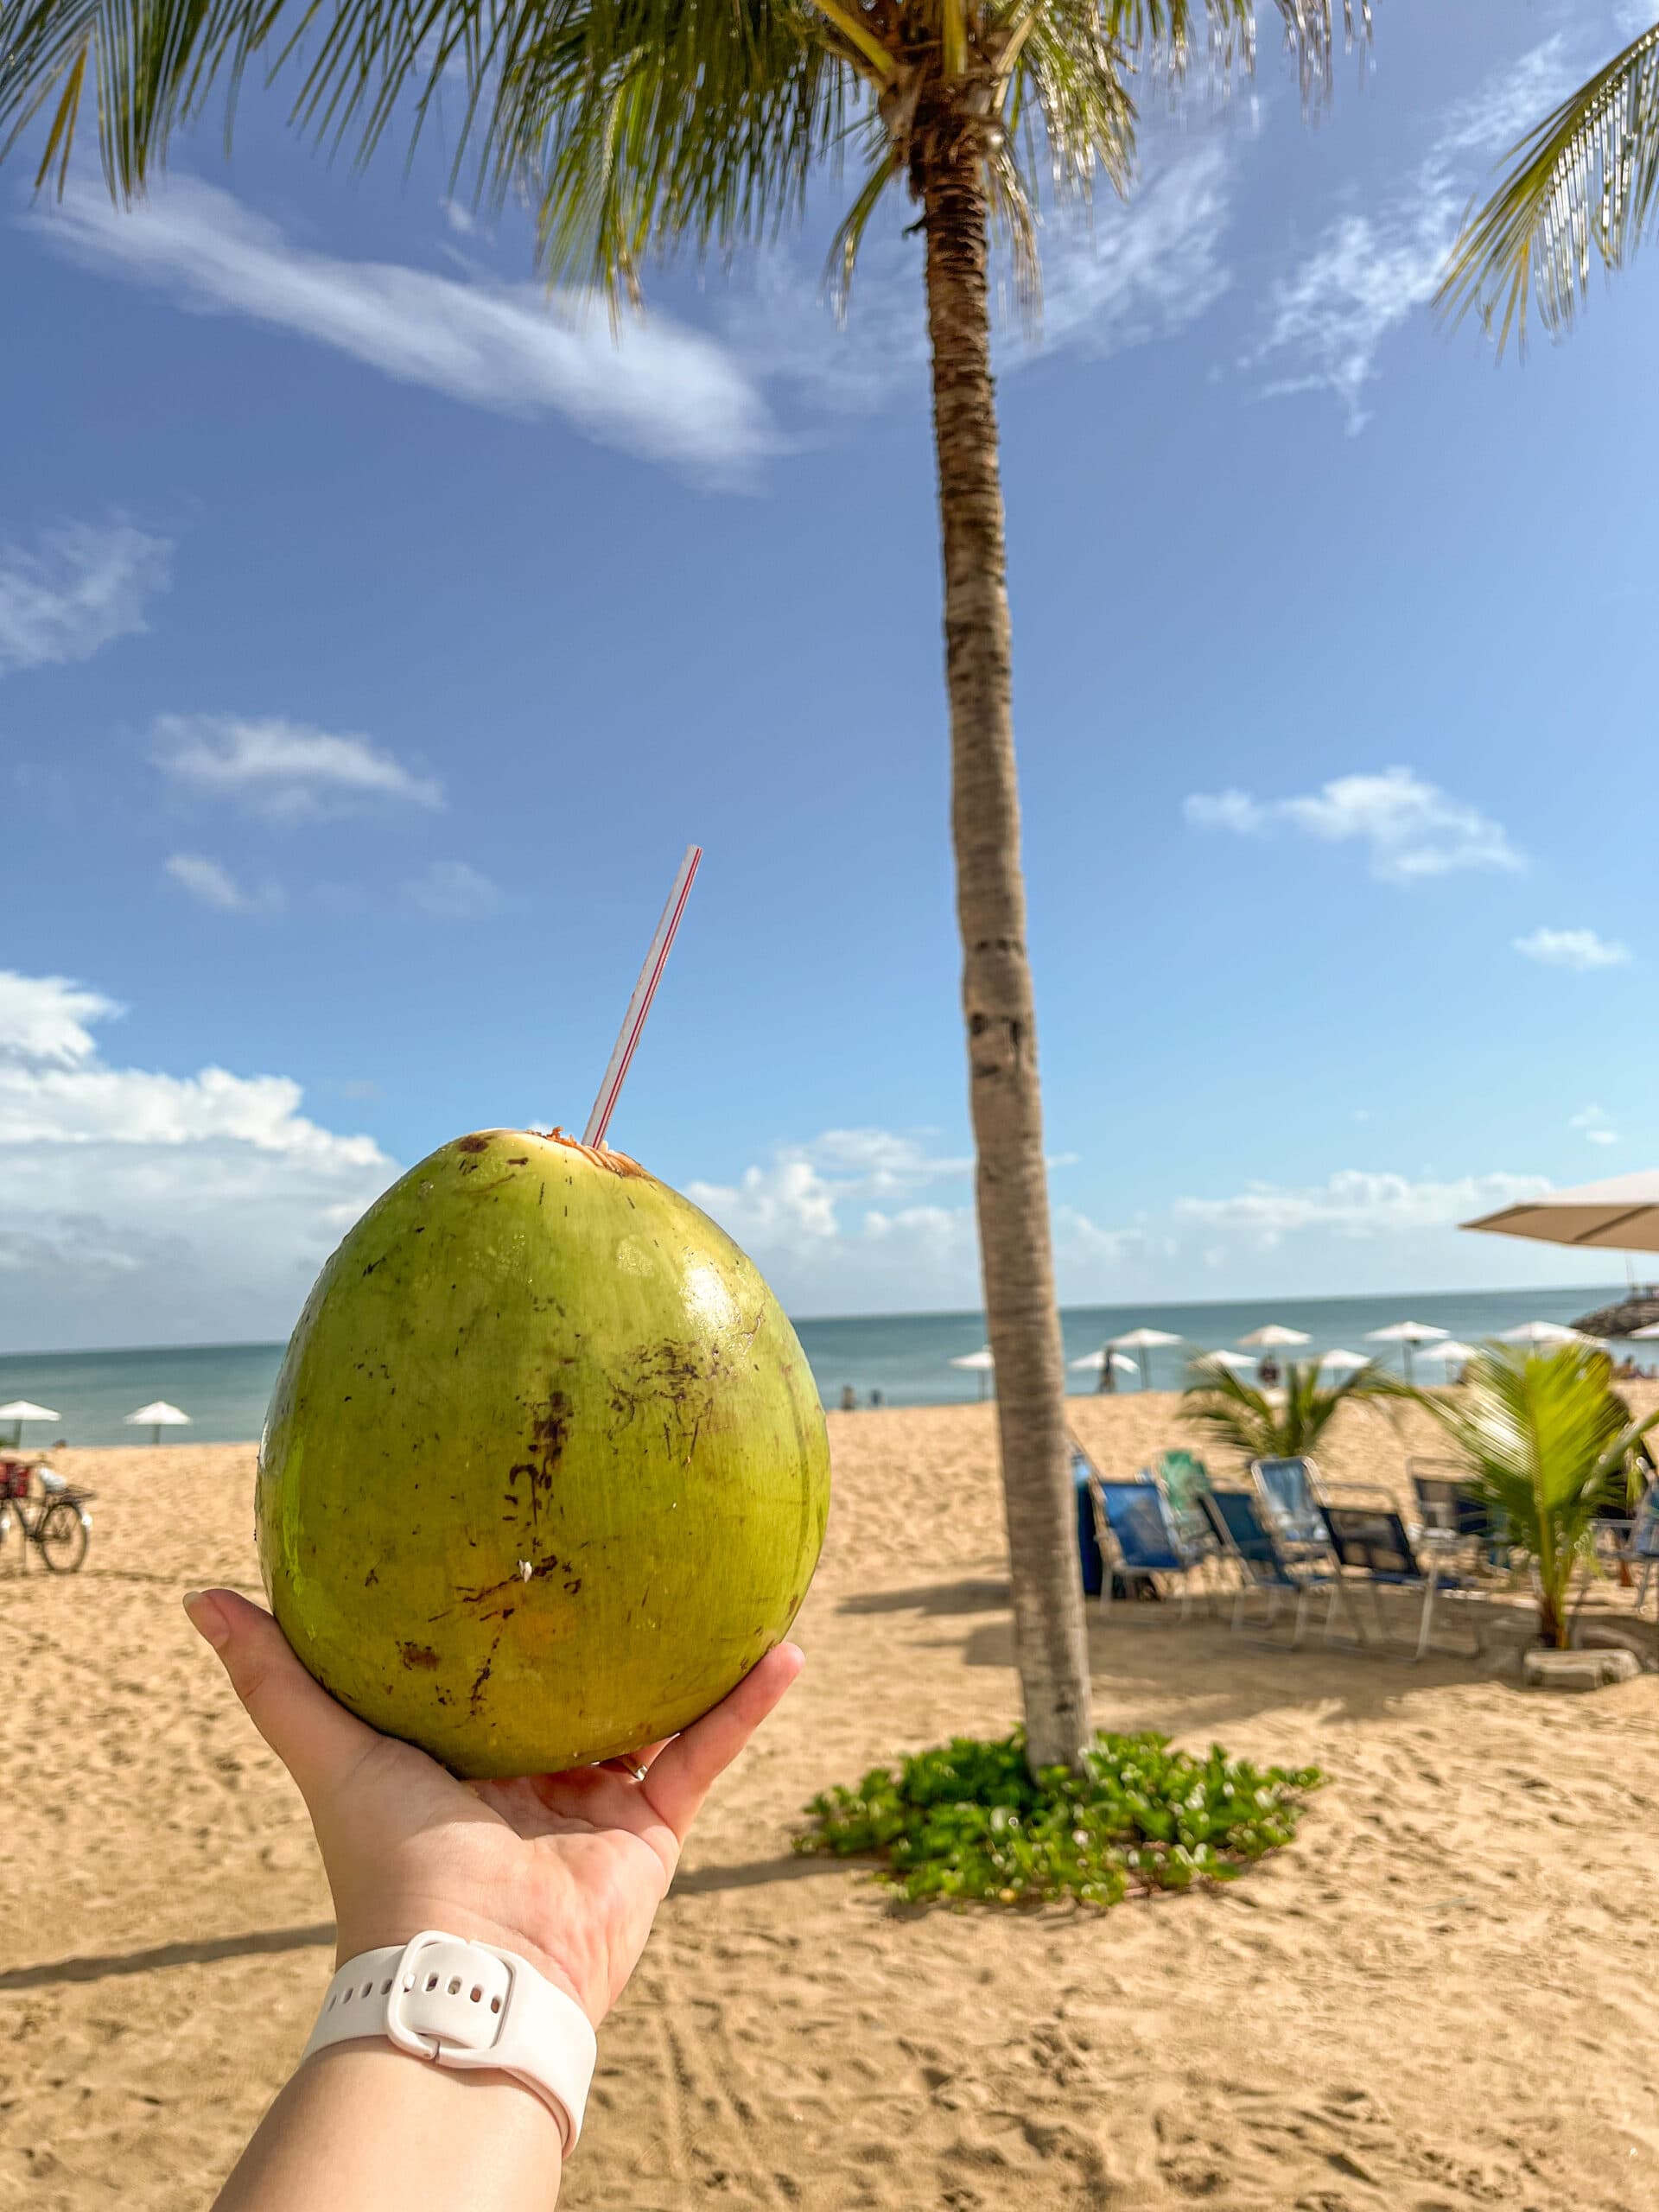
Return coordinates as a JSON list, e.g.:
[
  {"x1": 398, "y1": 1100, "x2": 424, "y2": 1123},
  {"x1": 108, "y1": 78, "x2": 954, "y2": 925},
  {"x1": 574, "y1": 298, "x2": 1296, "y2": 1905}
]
[
  {"x1": 1071, "y1": 1444, "x2": 1106, "y2": 1598},
  {"x1": 1154, "y1": 1450, "x2": 1217, "y2": 1552},
  {"x1": 1604, "y1": 1482, "x2": 1659, "y2": 1613},
  {"x1": 1408, "y1": 1458, "x2": 1507, "y2": 1569},
  {"x1": 1089, "y1": 1478, "x2": 1208, "y2": 1622},
  {"x1": 1197, "y1": 1489, "x2": 1353, "y2": 1647},
  {"x1": 1250, "y1": 1457, "x2": 1331, "y2": 1554},
  {"x1": 1317, "y1": 1501, "x2": 1487, "y2": 1662}
]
